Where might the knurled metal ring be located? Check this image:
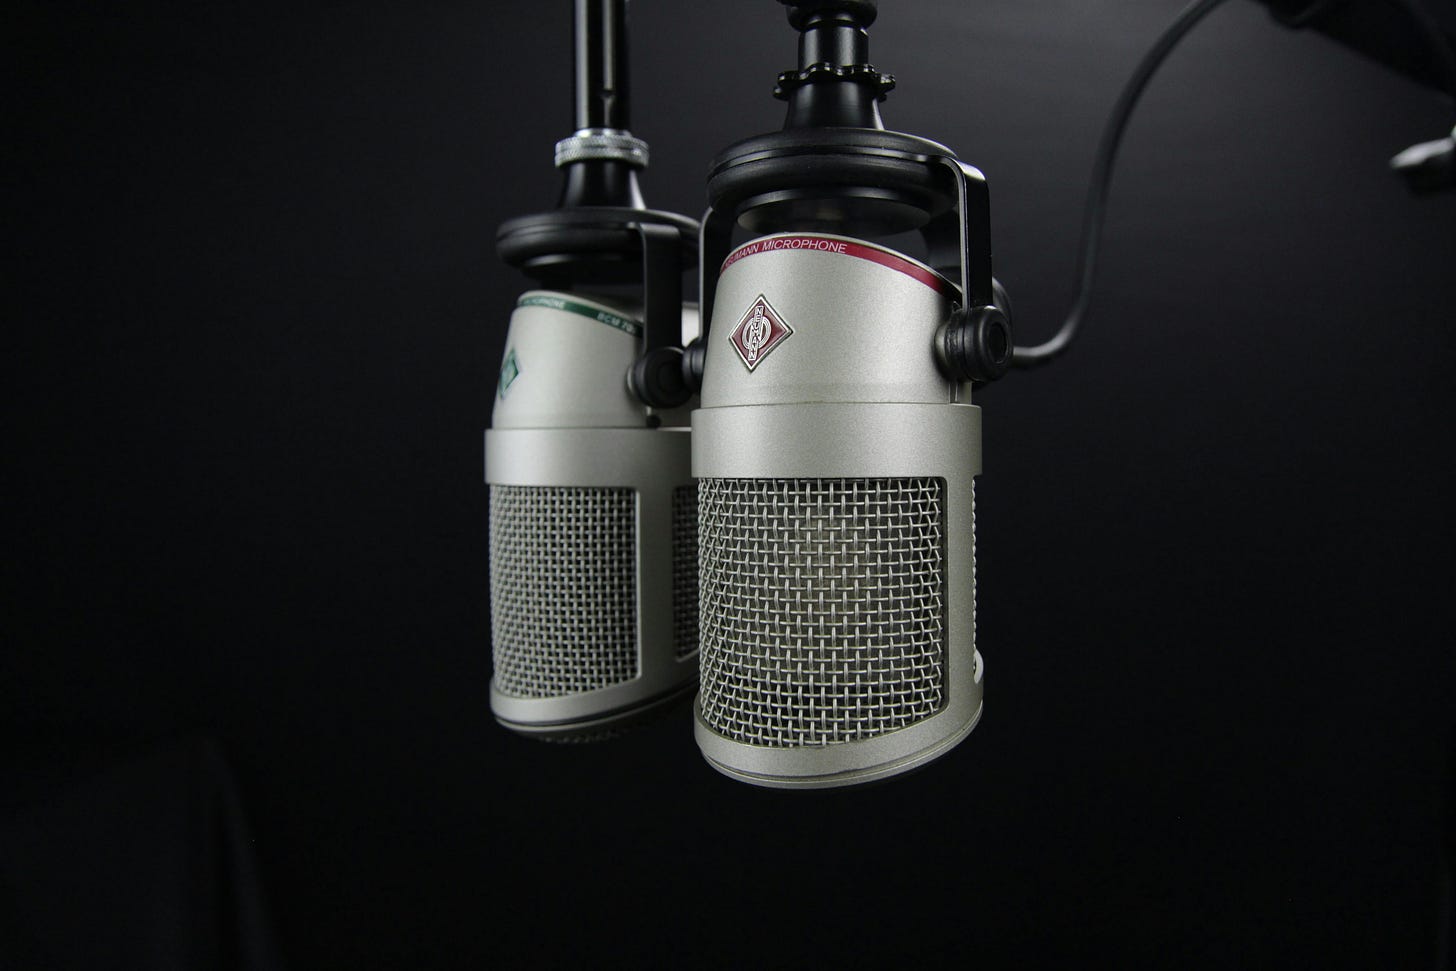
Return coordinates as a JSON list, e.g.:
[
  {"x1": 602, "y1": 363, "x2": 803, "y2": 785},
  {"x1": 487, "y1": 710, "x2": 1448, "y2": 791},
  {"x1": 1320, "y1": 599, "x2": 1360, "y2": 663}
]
[{"x1": 554, "y1": 128, "x2": 650, "y2": 169}]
